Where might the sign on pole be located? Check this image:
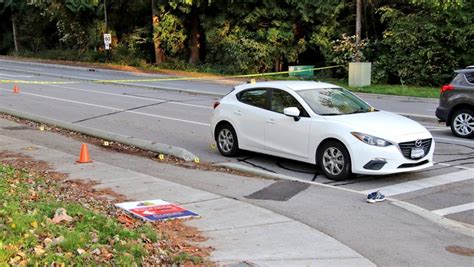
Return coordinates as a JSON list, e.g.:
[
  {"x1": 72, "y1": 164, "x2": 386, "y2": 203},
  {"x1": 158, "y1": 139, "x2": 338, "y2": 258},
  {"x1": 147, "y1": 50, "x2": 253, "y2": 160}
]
[{"x1": 103, "y1": 33, "x2": 112, "y2": 50}]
